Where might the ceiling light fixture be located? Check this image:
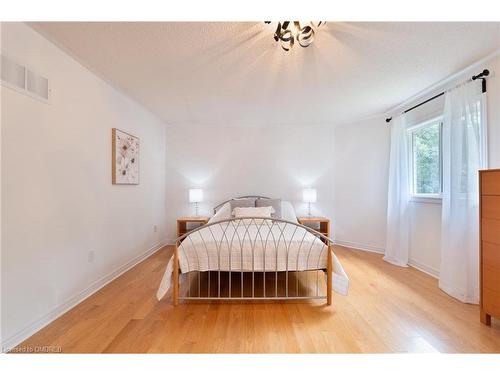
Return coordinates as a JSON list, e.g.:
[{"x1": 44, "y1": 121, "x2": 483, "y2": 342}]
[{"x1": 265, "y1": 21, "x2": 326, "y2": 51}]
